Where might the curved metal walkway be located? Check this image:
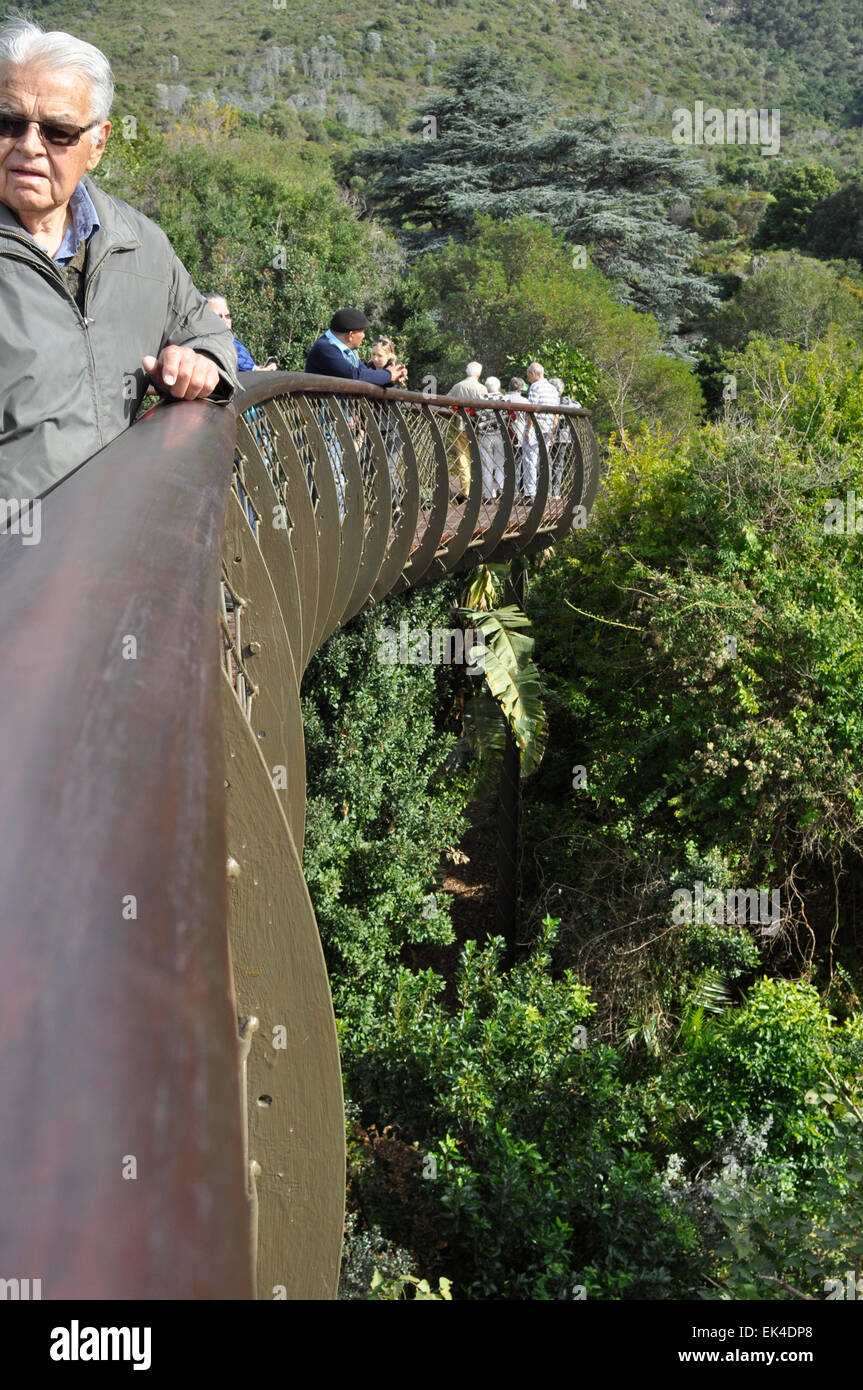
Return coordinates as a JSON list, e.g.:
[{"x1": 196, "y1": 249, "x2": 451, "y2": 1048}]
[{"x1": 0, "y1": 374, "x2": 598, "y2": 1300}]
